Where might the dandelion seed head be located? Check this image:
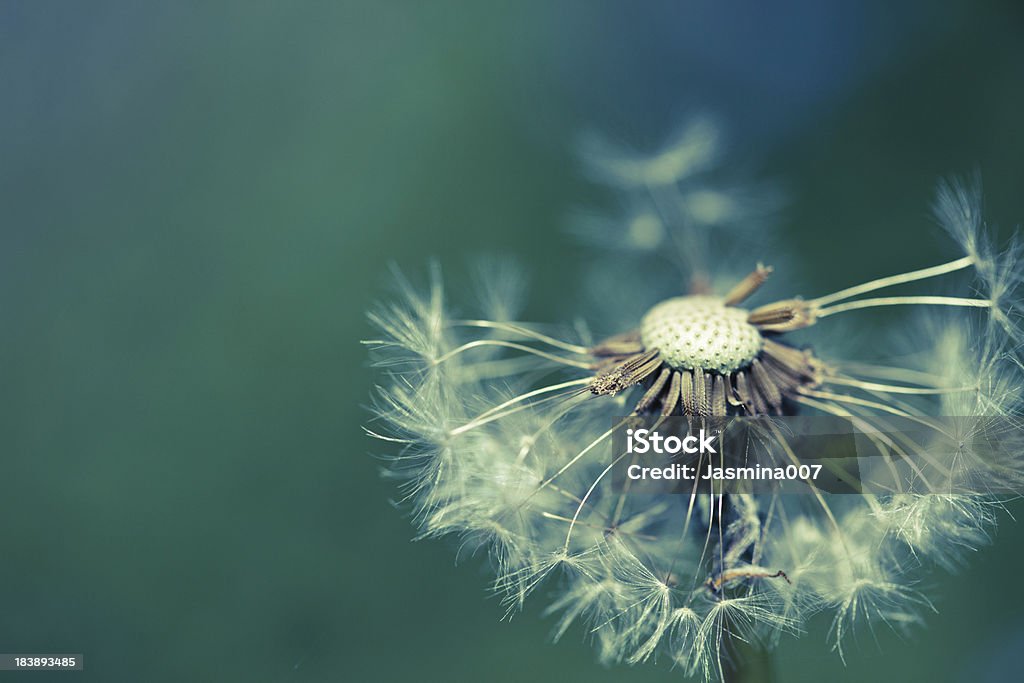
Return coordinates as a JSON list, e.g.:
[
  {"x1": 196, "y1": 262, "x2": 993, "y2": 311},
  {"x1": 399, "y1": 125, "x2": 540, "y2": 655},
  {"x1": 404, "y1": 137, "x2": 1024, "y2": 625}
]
[{"x1": 367, "y1": 147, "x2": 1023, "y2": 680}]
